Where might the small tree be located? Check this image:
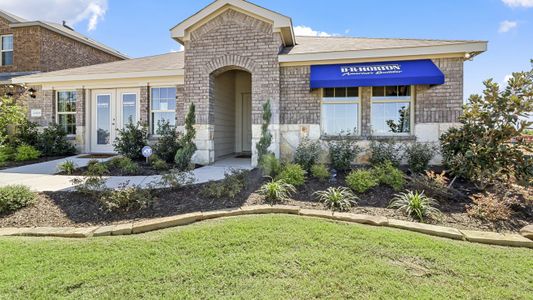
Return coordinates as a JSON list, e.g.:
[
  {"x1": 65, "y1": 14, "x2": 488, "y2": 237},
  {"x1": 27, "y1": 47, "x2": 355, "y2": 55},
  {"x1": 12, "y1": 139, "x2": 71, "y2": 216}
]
[
  {"x1": 113, "y1": 122, "x2": 149, "y2": 160},
  {"x1": 256, "y1": 100, "x2": 272, "y2": 163},
  {"x1": 175, "y1": 103, "x2": 197, "y2": 171},
  {"x1": 441, "y1": 60, "x2": 533, "y2": 187},
  {"x1": 0, "y1": 96, "x2": 26, "y2": 145}
]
